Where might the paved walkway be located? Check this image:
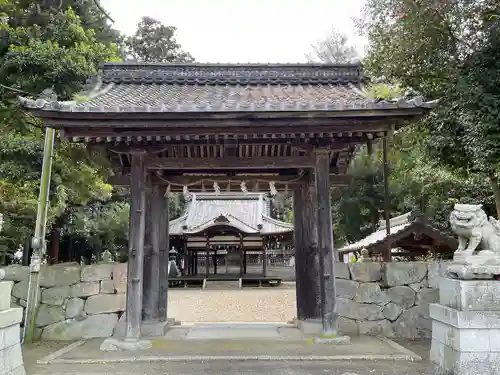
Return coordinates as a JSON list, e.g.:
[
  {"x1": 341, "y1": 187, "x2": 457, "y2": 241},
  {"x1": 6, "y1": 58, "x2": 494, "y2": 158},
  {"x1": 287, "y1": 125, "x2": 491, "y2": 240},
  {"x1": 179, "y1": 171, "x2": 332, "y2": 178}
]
[
  {"x1": 29, "y1": 360, "x2": 431, "y2": 375},
  {"x1": 23, "y1": 332, "x2": 431, "y2": 375}
]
